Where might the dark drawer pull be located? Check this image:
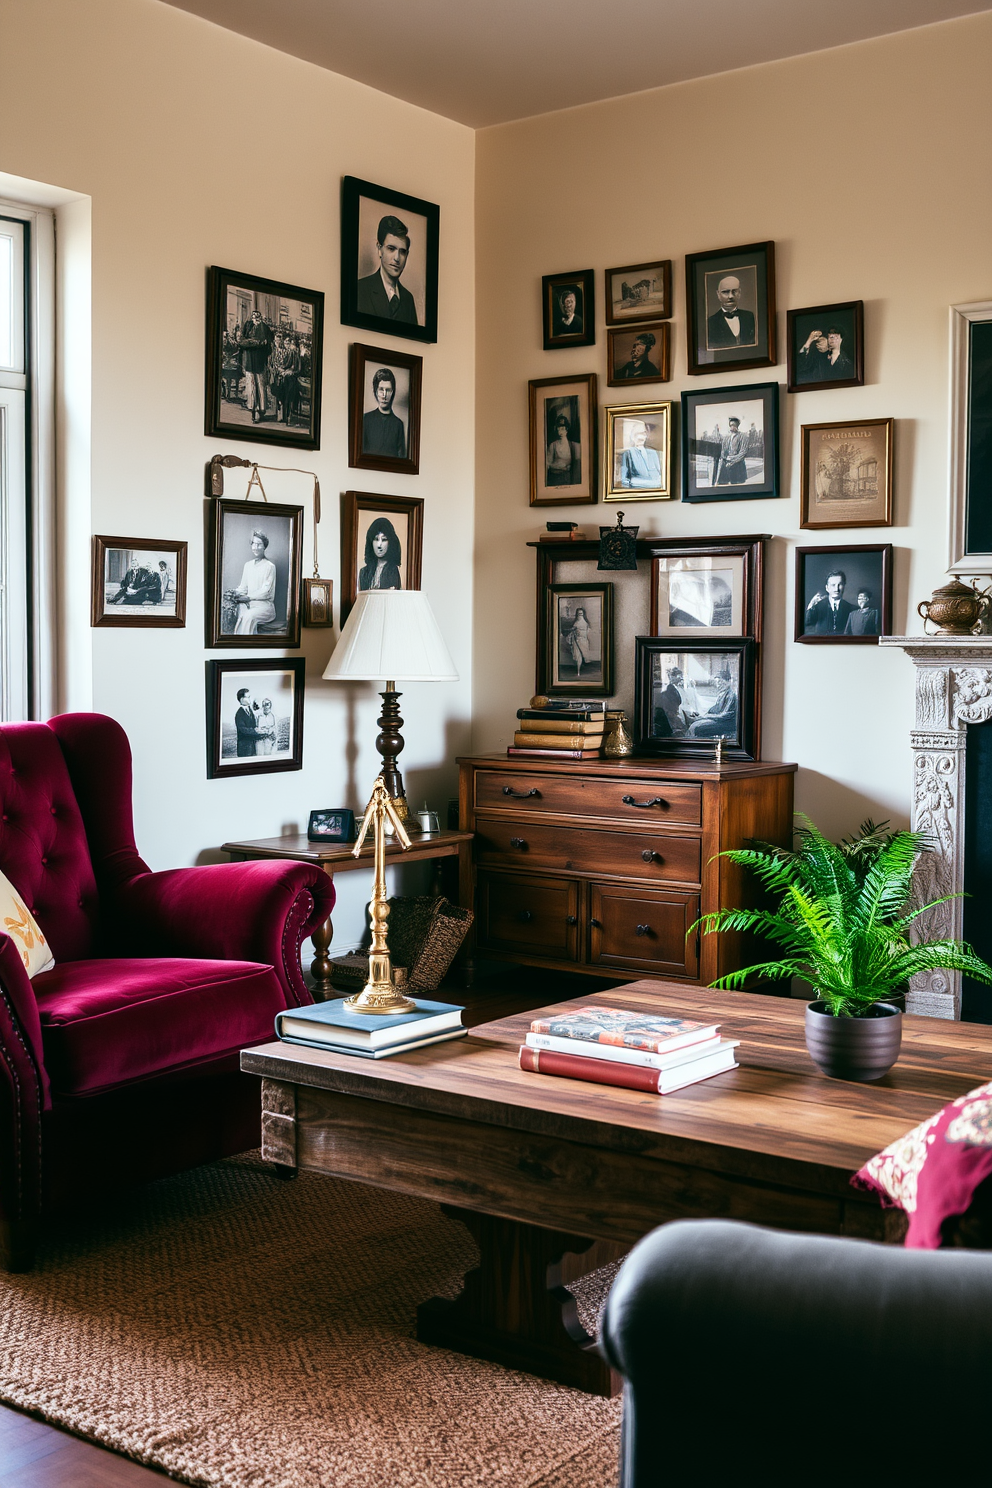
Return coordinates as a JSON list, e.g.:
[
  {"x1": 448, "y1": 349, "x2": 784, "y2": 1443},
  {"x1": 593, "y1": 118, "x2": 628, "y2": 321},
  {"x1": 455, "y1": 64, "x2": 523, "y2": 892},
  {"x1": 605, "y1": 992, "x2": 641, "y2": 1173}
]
[
  {"x1": 503, "y1": 786, "x2": 540, "y2": 799},
  {"x1": 566, "y1": 914, "x2": 577, "y2": 925},
  {"x1": 589, "y1": 918, "x2": 602, "y2": 929},
  {"x1": 509, "y1": 837, "x2": 526, "y2": 849},
  {"x1": 622, "y1": 795, "x2": 666, "y2": 809},
  {"x1": 641, "y1": 849, "x2": 664, "y2": 864},
  {"x1": 635, "y1": 923, "x2": 651, "y2": 937},
  {"x1": 518, "y1": 910, "x2": 533, "y2": 923}
]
